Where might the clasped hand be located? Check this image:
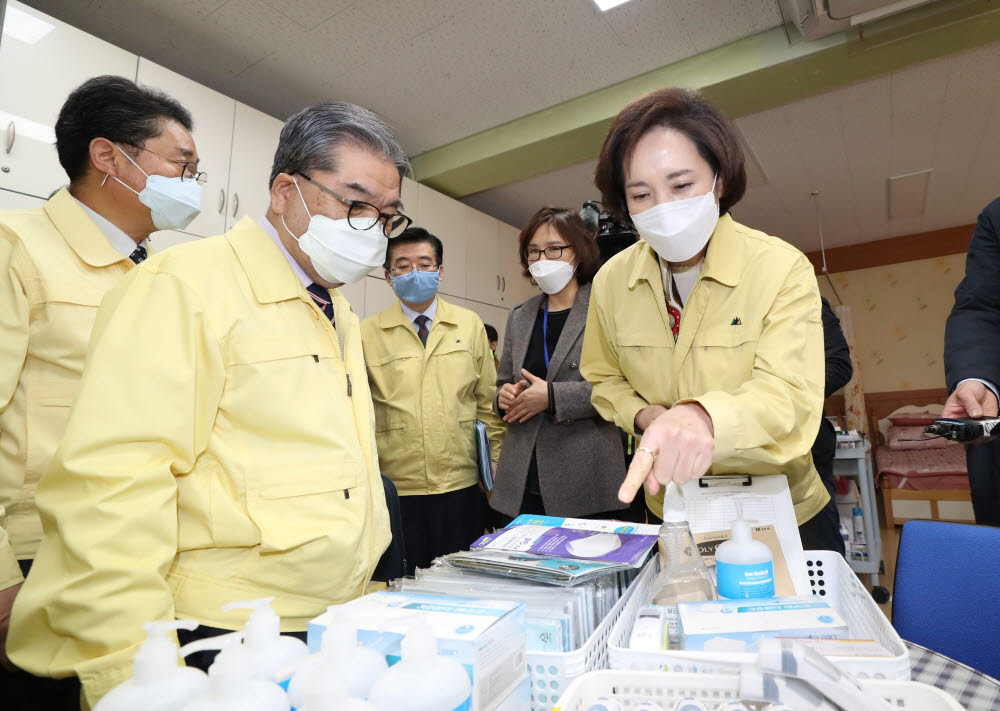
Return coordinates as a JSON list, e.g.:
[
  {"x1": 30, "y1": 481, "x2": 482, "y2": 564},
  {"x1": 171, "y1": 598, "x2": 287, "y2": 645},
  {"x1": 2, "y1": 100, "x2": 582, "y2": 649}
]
[{"x1": 499, "y1": 369, "x2": 548, "y2": 423}]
